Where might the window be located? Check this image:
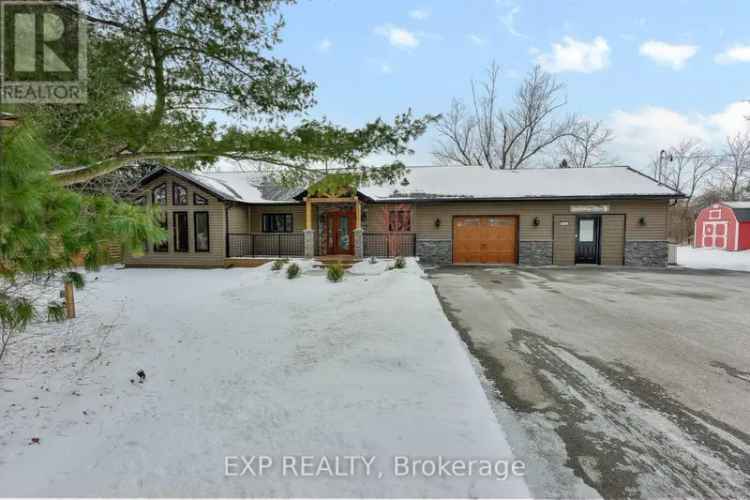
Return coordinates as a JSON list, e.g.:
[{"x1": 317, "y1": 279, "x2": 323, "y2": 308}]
[
  {"x1": 388, "y1": 210, "x2": 411, "y2": 232},
  {"x1": 194, "y1": 212, "x2": 210, "y2": 252},
  {"x1": 709, "y1": 209, "x2": 721, "y2": 220},
  {"x1": 579, "y1": 219, "x2": 595, "y2": 242},
  {"x1": 262, "y1": 213, "x2": 293, "y2": 233},
  {"x1": 154, "y1": 212, "x2": 168, "y2": 252},
  {"x1": 173, "y1": 212, "x2": 189, "y2": 252},
  {"x1": 133, "y1": 195, "x2": 146, "y2": 206},
  {"x1": 152, "y1": 183, "x2": 167, "y2": 206},
  {"x1": 193, "y1": 193, "x2": 208, "y2": 205},
  {"x1": 173, "y1": 183, "x2": 188, "y2": 205}
]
